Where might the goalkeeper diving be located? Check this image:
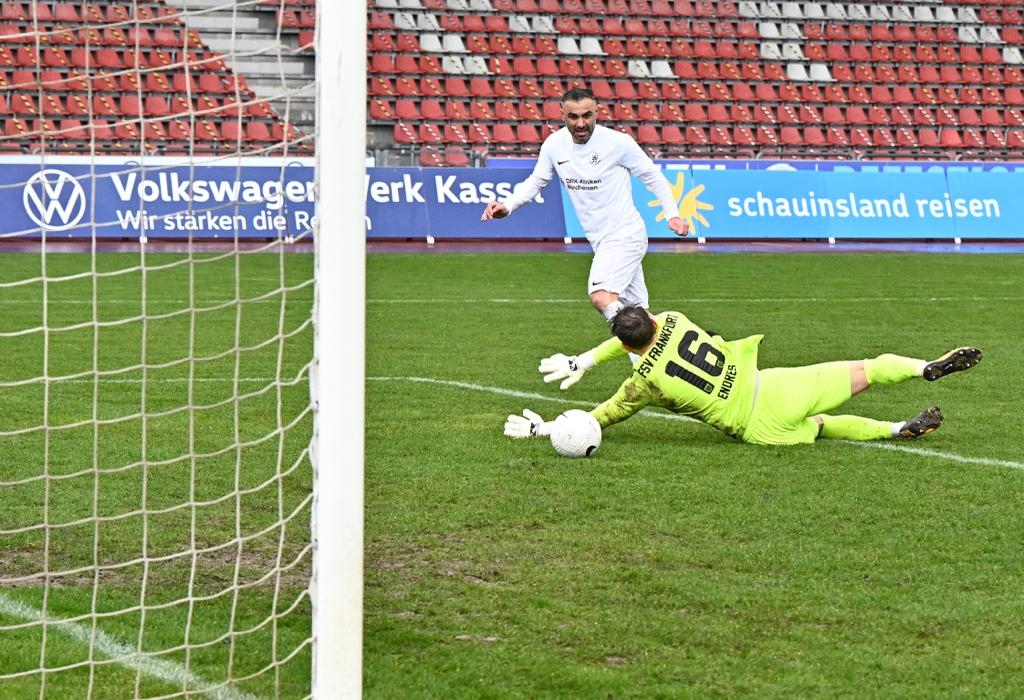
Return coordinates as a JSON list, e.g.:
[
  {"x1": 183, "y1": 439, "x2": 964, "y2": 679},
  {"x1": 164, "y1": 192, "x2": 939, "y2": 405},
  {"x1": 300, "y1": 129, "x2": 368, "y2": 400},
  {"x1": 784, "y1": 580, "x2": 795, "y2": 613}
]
[{"x1": 505, "y1": 306, "x2": 982, "y2": 445}]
